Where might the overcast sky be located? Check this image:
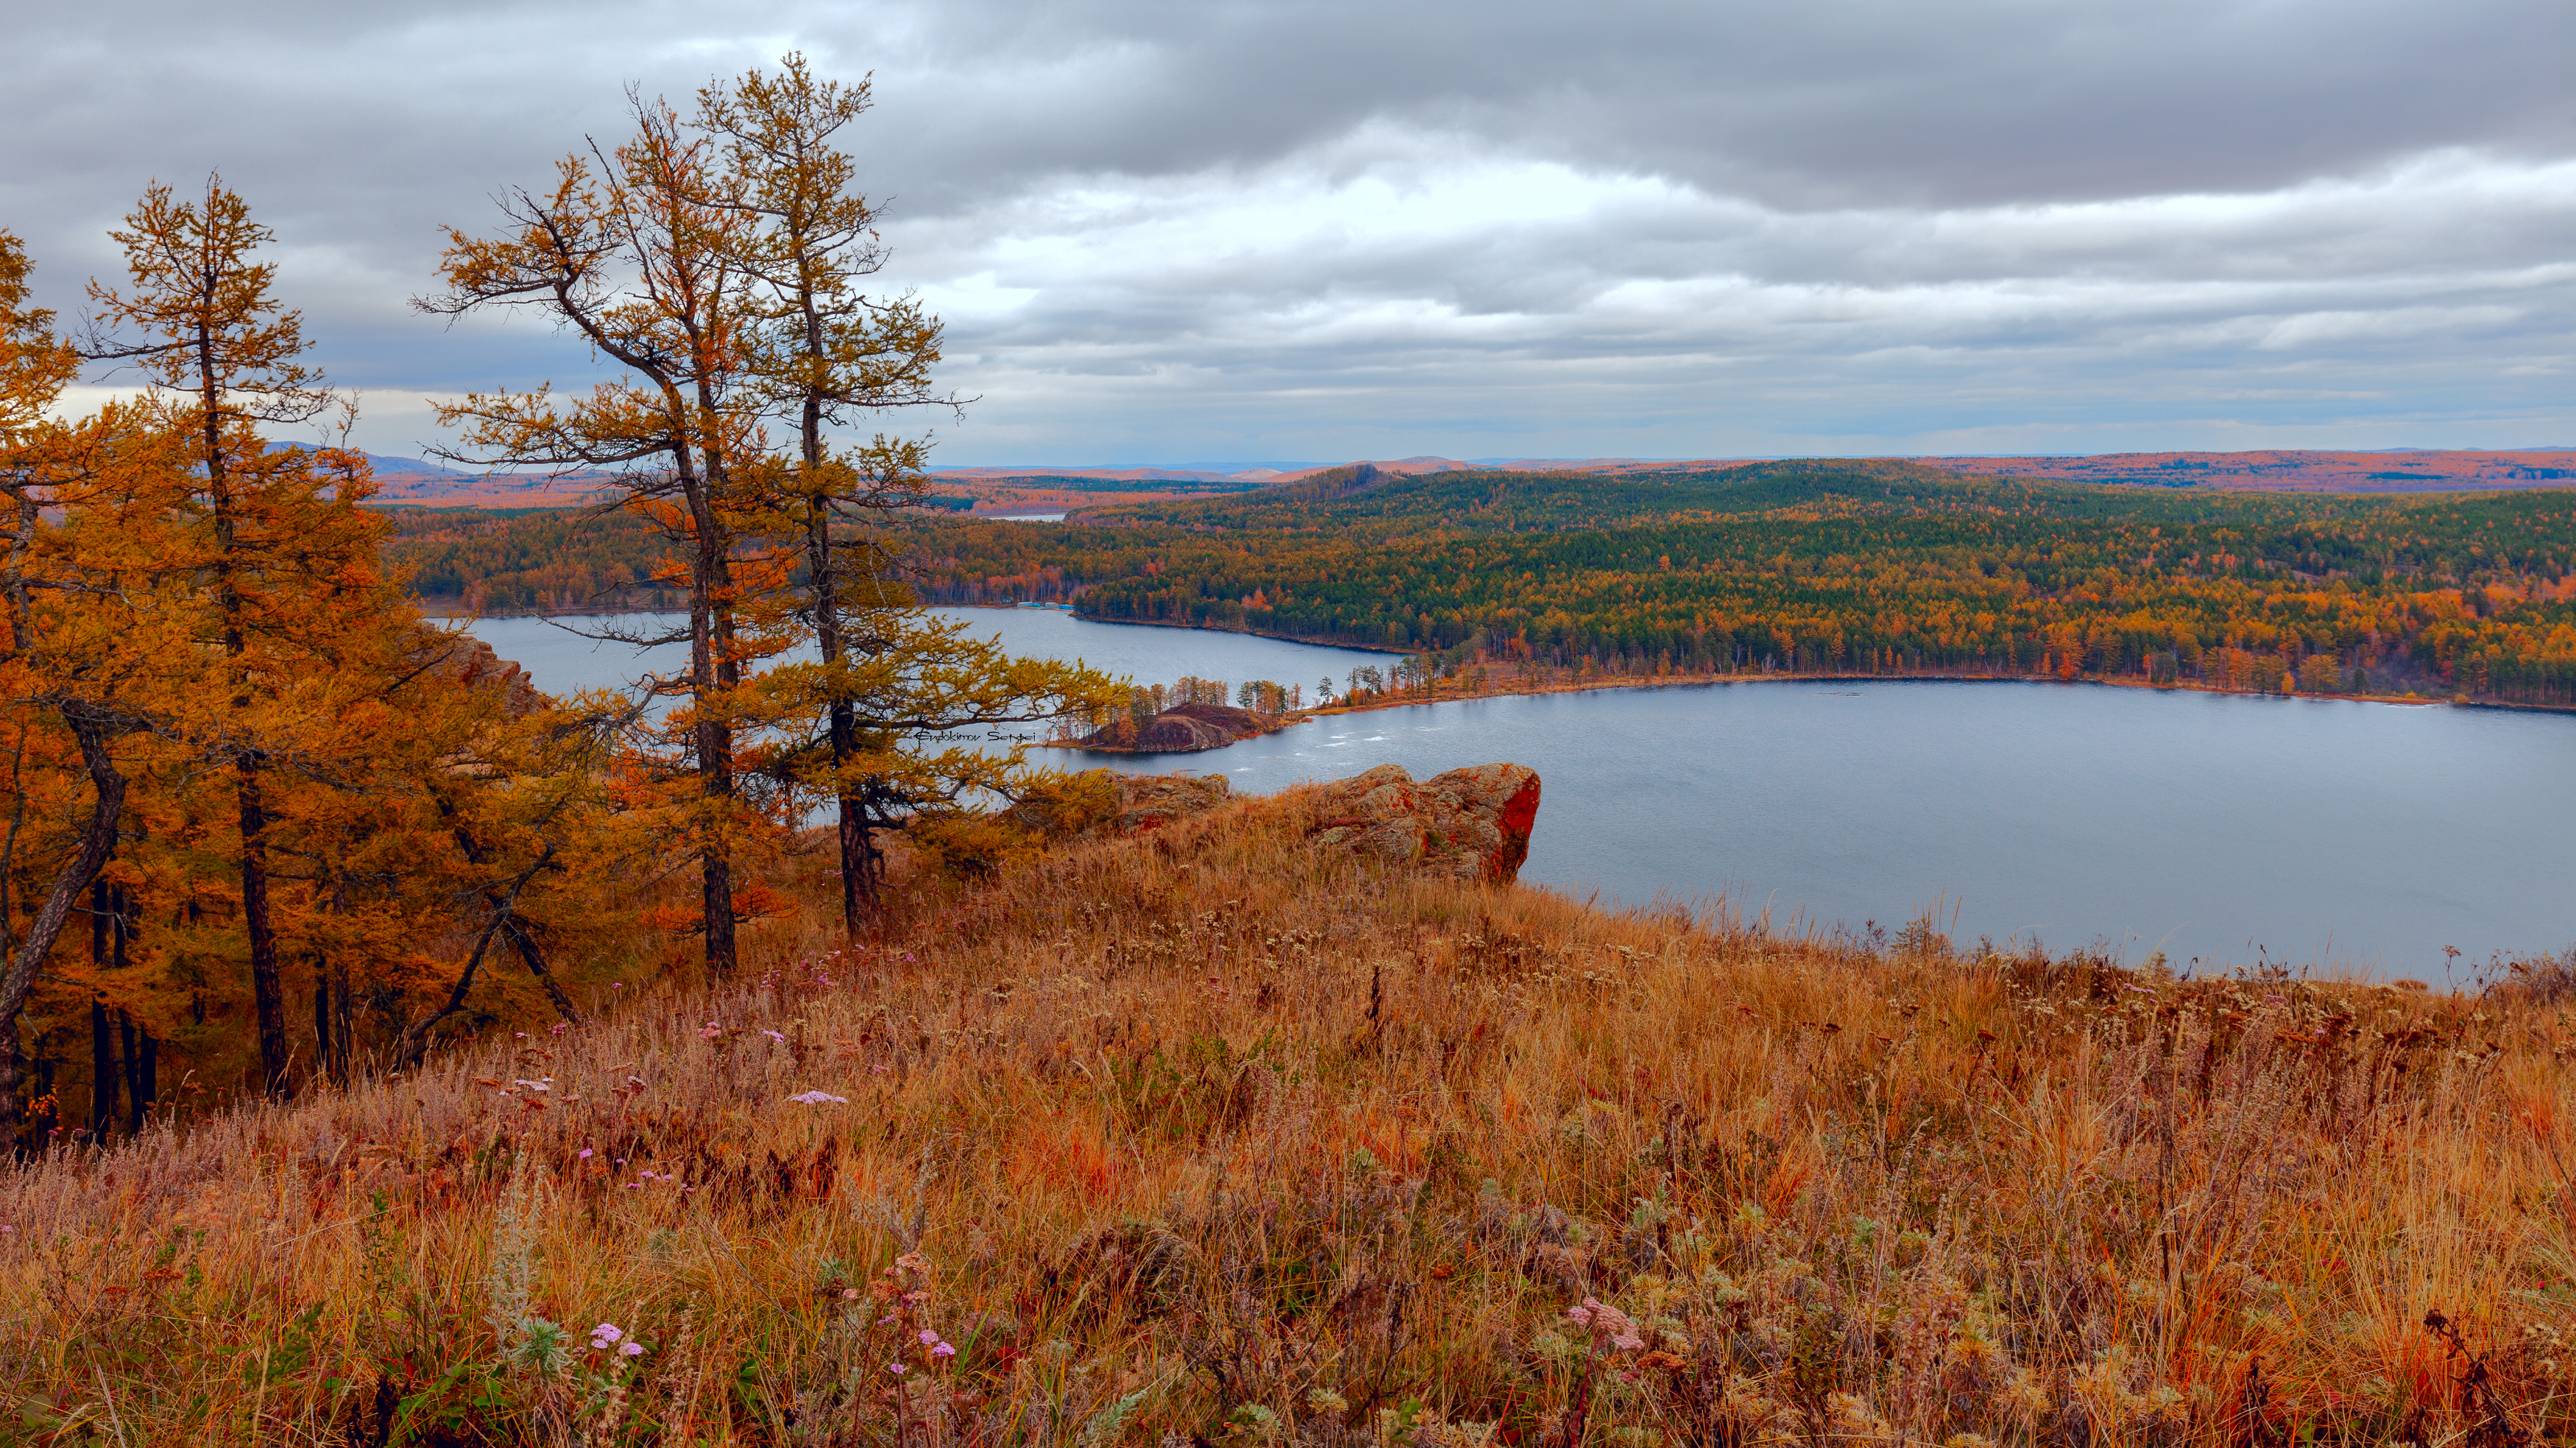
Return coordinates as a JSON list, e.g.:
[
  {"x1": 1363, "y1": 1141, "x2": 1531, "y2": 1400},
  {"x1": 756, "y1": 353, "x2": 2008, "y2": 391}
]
[{"x1": 7, "y1": 0, "x2": 2570, "y2": 467}]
